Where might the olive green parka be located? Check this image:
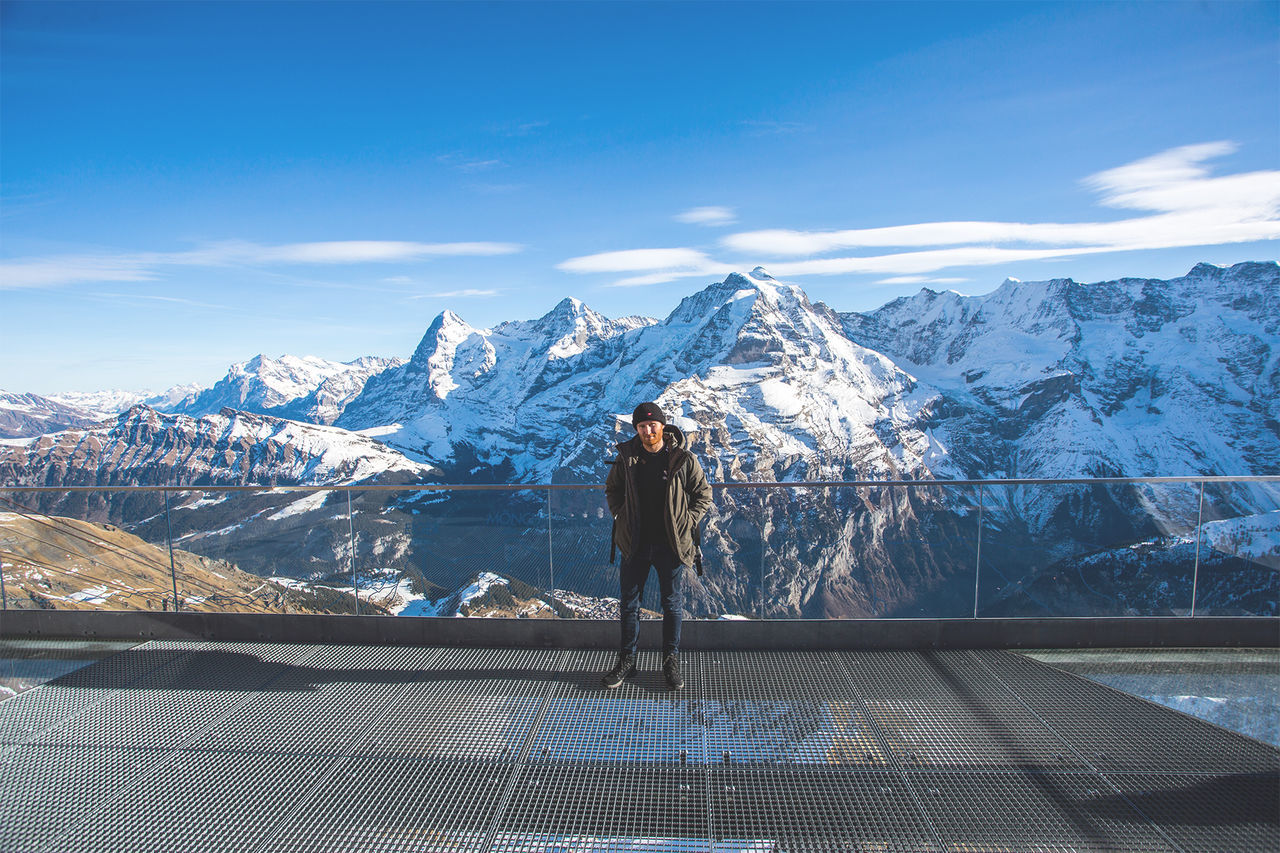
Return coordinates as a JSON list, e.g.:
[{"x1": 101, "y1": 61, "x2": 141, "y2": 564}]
[{"x1": 605, "y1": 424, "x2": 713, "y2": 569}]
